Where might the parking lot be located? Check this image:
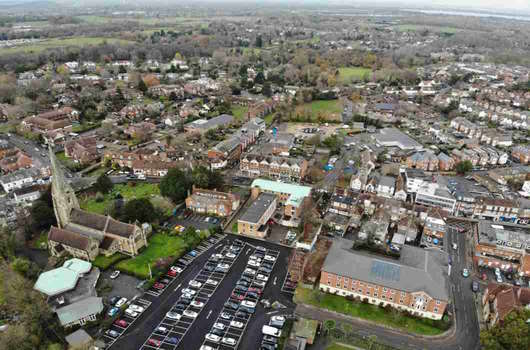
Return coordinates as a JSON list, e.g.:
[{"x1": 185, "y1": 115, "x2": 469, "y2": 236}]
[
  {"x1": 169, "y1": 211, "x2": 224, "y2": 232},
  {"x1": 110, "y1": 234, "x2": 293, "y2": 350}
]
